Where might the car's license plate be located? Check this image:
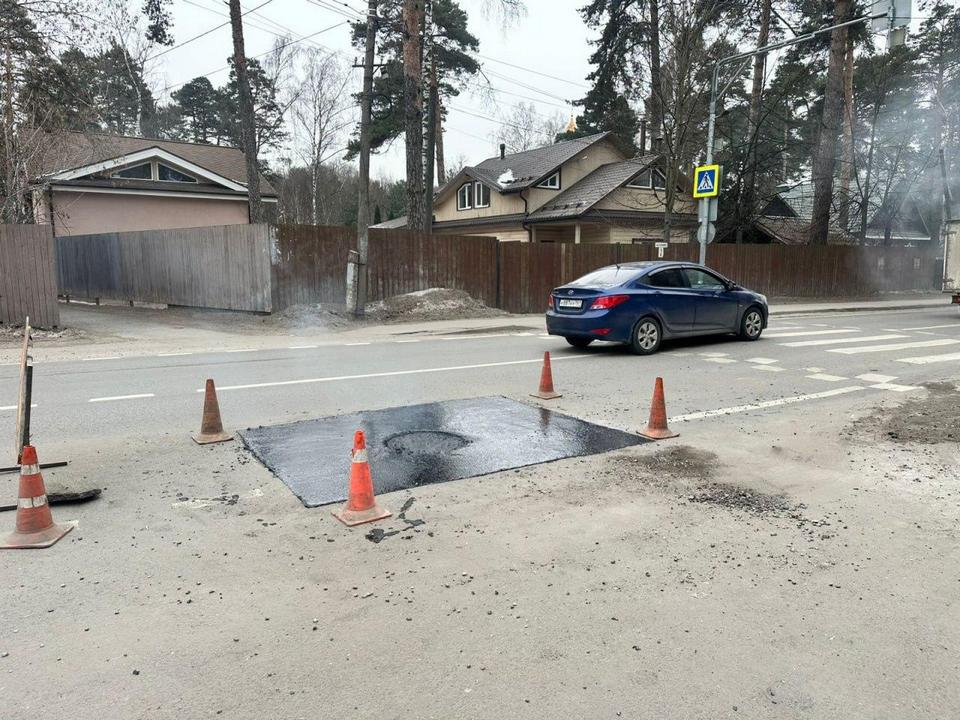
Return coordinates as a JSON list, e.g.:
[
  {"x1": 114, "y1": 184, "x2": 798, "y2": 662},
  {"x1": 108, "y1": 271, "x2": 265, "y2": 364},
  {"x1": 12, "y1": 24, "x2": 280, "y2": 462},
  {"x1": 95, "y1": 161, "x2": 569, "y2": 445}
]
[{"x1": 558, "y1": 299, "x2": 582, "y2": 309}]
